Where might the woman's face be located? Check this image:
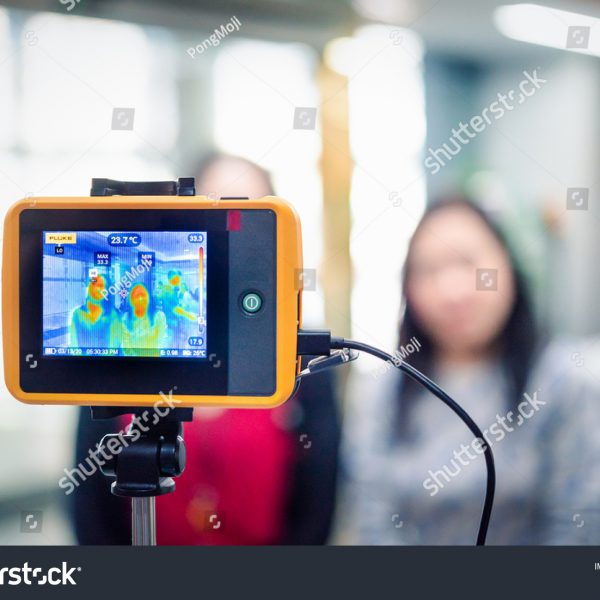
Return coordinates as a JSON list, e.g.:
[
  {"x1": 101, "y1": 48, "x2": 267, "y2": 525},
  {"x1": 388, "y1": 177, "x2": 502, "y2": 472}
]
[
  {"x1": 130, "y1": 285, "x2": 149, "y2": 318},
  {"x1": 406, "y1": 205, "x2": 516, "y2": 359},
  {"x1": 88, "y1": 275, "x2": 106, "y2": 302}
]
